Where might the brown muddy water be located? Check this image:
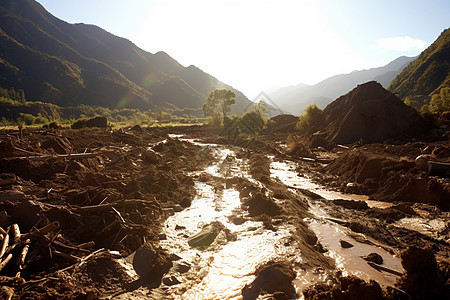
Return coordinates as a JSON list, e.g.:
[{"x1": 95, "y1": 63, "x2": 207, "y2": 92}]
[{"x1": 118, "y1": 137, "x2": 405, "y2": 299}]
